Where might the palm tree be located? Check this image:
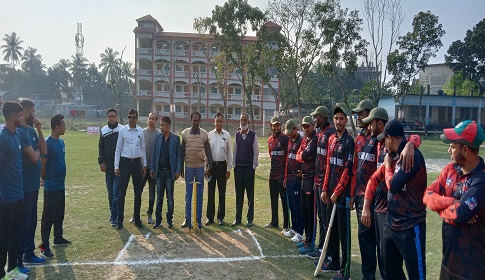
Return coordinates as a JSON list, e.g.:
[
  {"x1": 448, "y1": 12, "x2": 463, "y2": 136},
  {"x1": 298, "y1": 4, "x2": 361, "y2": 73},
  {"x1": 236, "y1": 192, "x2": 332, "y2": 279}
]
[
  {"x1": 98, "y1": 47, "x2": 120, "y2": 85},
  {"x1": 69, "y1": 53, "x2": 88, "y2": 90},
  {"x1": 21, "y1": 47, "x2": 45, "y2": 73},
  {"x1": 119, "y1": 61, "x2": 134, "y2": 95},
  {"x1": 1, "y1": 32, "x2": 24, "y2": 68}
]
